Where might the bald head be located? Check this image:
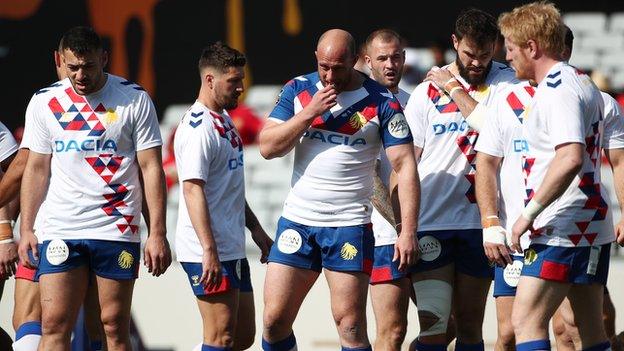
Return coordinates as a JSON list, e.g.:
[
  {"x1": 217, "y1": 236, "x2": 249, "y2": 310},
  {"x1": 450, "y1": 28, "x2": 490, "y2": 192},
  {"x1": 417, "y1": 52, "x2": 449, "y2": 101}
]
[{"x1": 317, "y1": 29, "x2": 356, "y2": 59}]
